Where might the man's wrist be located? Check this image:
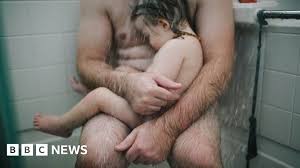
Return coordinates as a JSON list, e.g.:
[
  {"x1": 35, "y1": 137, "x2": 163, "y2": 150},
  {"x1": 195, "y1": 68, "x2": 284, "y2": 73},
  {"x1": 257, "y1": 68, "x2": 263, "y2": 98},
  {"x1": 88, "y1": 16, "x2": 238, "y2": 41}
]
[{"x1": 155, "y1": 115, "x2": 180, "y2": 140}]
